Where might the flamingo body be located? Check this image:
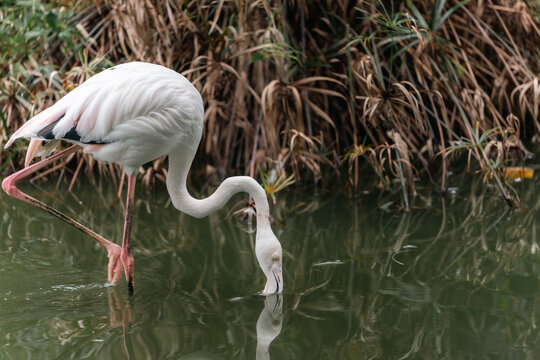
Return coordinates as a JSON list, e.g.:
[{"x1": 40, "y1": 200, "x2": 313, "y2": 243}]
[
  {"x1": 7, "y1": 62, "x2": 204, "y2": 175},
  {"x1": 3, "y1": 62, "x2": 283, "y2": 295}
]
